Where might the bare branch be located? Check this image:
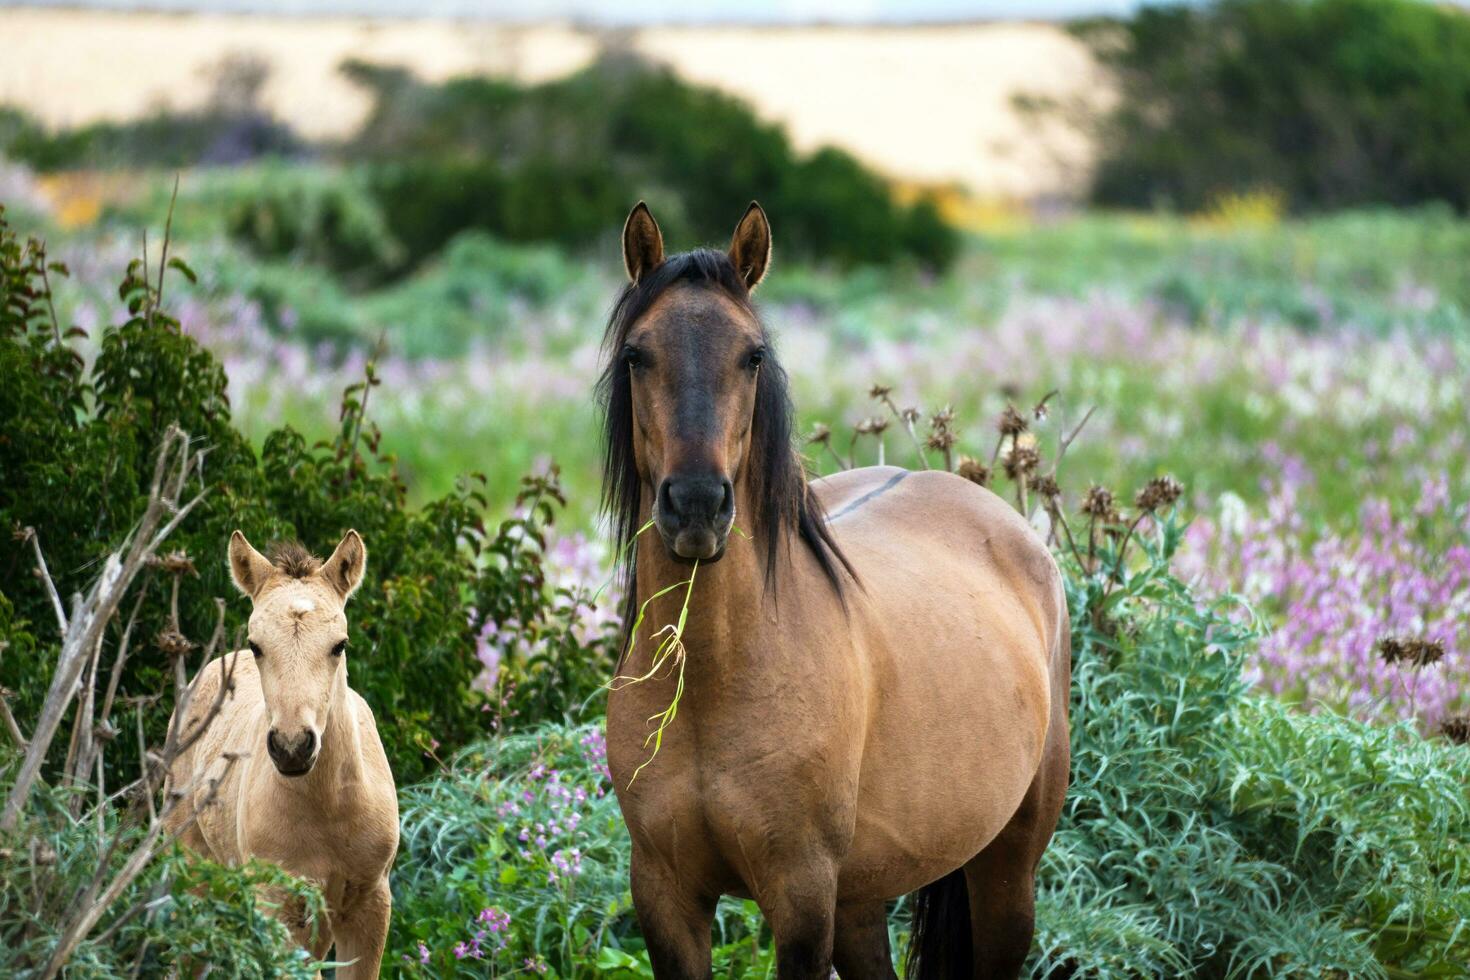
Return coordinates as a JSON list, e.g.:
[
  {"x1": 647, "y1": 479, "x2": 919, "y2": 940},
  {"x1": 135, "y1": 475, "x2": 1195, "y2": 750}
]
[{"x1": 25, "y1": 527, "x2": 69, "y2": 635}]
